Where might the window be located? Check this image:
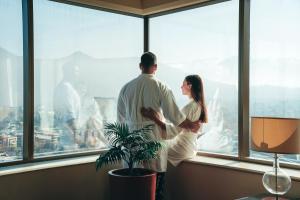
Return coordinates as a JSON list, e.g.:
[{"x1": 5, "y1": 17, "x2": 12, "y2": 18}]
[
  {"x1": 150, "y1": 0, "x2": 239, "y2": 155},
  {"x1": 0, "y1": 0, "x2": 23, "y2": 163},
  {"x1": 250, "y1": 0, "x2": 300, "y2": 164},
  {"x1": 33, "y1": 0, "x2": 143, "y2": 157},
  {"x1": 0, "y1": 0, "x2": 299, "y2": 168}
]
